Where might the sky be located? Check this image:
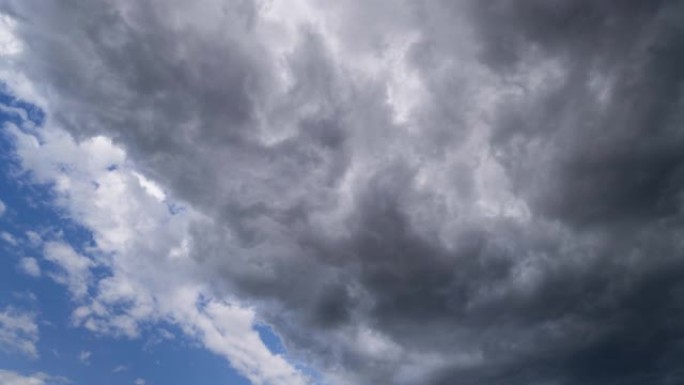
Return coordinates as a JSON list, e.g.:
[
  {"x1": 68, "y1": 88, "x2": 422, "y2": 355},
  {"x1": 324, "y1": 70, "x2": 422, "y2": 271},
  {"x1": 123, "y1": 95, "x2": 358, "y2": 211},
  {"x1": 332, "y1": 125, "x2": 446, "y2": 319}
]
[{"x1": 0, "y1": 1, "x2": 684, "y2": 384}]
